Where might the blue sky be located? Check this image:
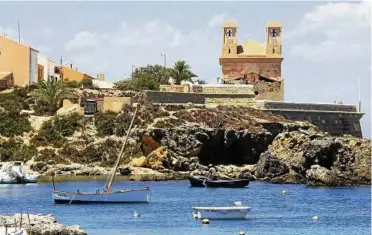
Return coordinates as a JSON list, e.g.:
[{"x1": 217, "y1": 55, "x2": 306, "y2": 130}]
[{"x1": 0, "y1": 1, "x2": 371, "y2": 137}]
